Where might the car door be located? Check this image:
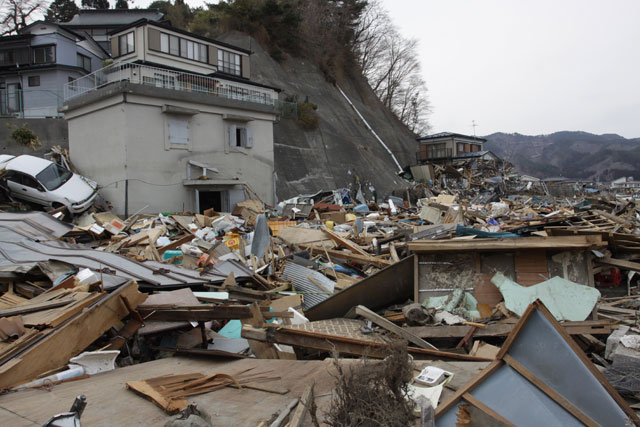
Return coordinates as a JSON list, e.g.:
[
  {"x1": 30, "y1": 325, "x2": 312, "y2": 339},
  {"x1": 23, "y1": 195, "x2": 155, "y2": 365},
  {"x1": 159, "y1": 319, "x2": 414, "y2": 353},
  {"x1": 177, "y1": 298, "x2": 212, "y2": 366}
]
[{"x1": 5, "y1": 171, "x2": 48, "y2": 205}]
